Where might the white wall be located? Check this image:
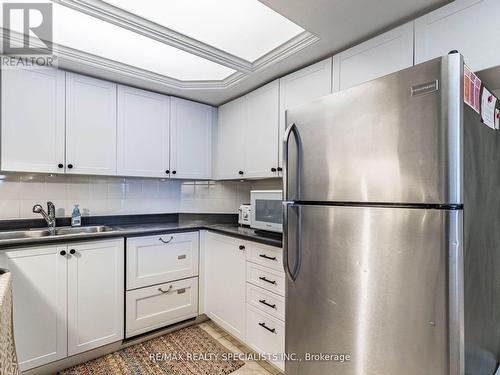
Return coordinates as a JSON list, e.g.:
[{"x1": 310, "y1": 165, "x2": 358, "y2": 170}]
[{"x1": 0, "y1": 173, "x2": 282, "y2": 220}]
